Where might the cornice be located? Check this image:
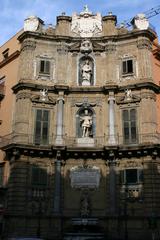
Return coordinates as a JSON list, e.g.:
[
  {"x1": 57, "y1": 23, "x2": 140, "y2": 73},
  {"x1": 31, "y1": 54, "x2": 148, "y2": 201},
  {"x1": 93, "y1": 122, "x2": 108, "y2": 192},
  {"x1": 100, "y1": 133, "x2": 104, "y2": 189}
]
[
  {"x1": 12, "y1": 81, "x2": 160, "y2": 94},
  {"x1": 17, "y1": 28, "x2": 156, "y2": 44},
  {"x1": 1, "y1": 141, "x2": 160, "y2": 160},
  {"x1": 0, "y1": 50, "x2": 20, "y2": 69}
]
